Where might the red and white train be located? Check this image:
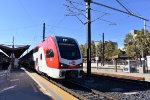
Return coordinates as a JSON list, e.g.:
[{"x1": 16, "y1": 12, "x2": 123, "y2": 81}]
[{"x1": 21, "y1": 36, "x2": 83, "y2": 79}]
